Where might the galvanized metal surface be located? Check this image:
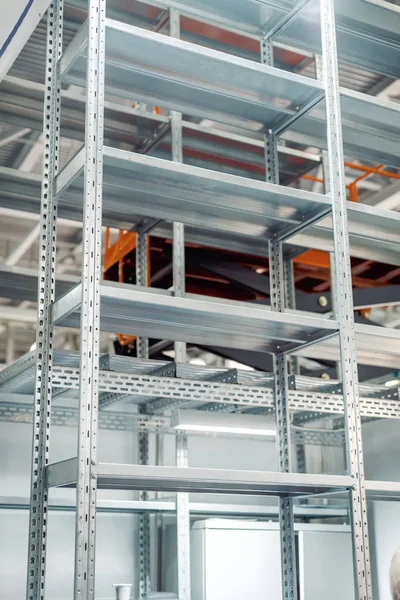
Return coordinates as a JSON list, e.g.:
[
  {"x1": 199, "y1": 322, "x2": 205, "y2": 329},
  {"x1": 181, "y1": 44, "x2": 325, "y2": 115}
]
[
  {"x1": 66, "y1": 0, "x2": 400, "y2": 78},
  {"x1": 320, "y1": 0, "x2": 372, "y2": 595},
  {"x1": 1, "y1": 349, "x2": 399, "y2": 419},
  {"x1": 47, "y1": 458, "x2": 355, "y2": 496},
  {"x1": 73, "y1": 1, "x2": 105, "y2": 597},
  {"x1": 3, "y1": 163, "x2": 400, "y2": 265},
  {"x1": 52, "y1": 281, "x2": 339, "y2": 353},
  {"x1": 26, "y1": 4, "x2": 63, "y2": 599},
  {"x1": 10, "y1": 0, "x2": 400, "y2": 598}
]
